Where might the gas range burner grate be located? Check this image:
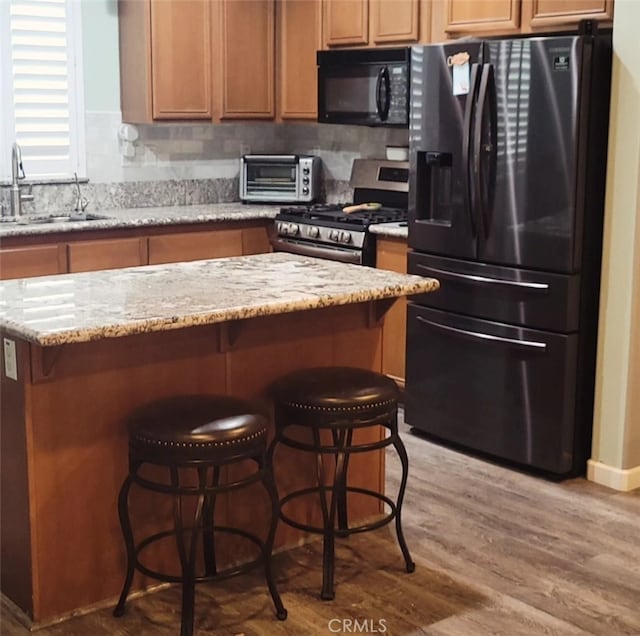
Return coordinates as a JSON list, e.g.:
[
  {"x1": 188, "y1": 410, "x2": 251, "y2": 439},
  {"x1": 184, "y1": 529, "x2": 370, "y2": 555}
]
[{"x1": 279, "y1": 203, "x2": 407, "y2": 226}]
